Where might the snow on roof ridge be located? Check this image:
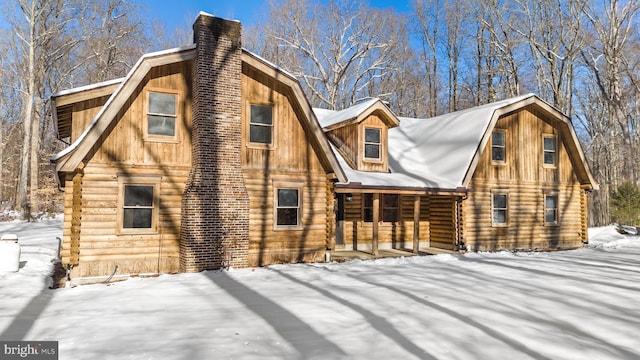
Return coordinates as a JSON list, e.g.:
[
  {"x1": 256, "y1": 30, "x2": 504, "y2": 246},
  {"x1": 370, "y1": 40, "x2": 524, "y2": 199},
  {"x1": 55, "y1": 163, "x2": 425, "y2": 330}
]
[
  {"x1": 51, "y1": 45, "x2": 196, "y2": 162},
  {"x1": 52, "y1": 78, "x2": 125, "y2": 98},
  {"x1": 316, "y1": 98, "x2": 381, "y2": 129}
]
